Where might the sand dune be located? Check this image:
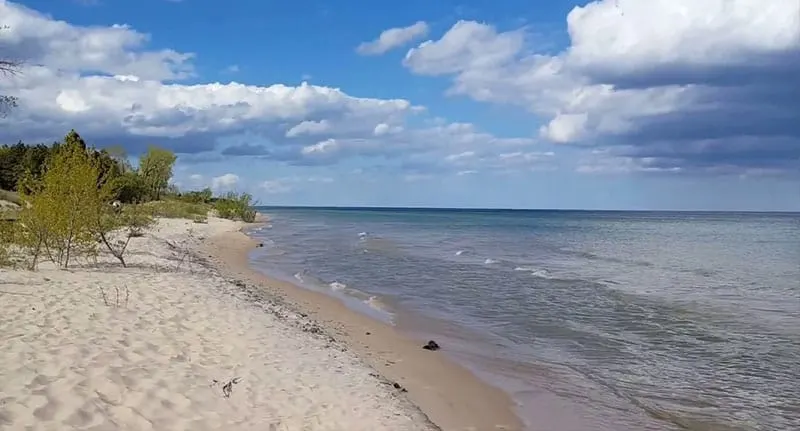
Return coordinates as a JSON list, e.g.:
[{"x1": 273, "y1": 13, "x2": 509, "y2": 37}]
[{"x1": 0, "y1": 218, "x2": 436, "y2": 430}]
